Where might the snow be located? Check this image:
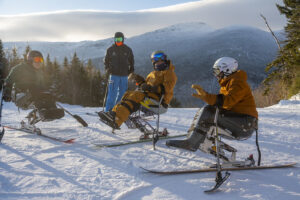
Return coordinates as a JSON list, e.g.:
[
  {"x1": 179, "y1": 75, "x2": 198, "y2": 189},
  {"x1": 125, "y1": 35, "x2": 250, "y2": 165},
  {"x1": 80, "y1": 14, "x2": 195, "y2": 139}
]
[{"x1": 0, "y1": 100, "x2": 299, "y2": 199}]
